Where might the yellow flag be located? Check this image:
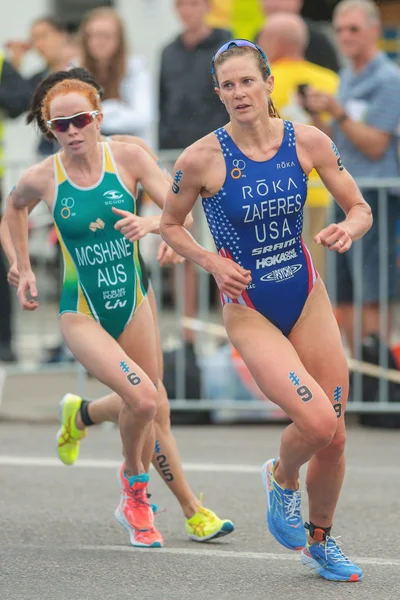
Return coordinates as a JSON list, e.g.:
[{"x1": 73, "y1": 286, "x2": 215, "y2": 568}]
[
  {"x1": 232, "y1": 0, "x2": 264, "y2": 40},
  {"x1": 207, "y1": 0, "x2": 264, "y2": 39},
  {"x1": 206, "y1": 0, "x2": 233, "y2": 29}
]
